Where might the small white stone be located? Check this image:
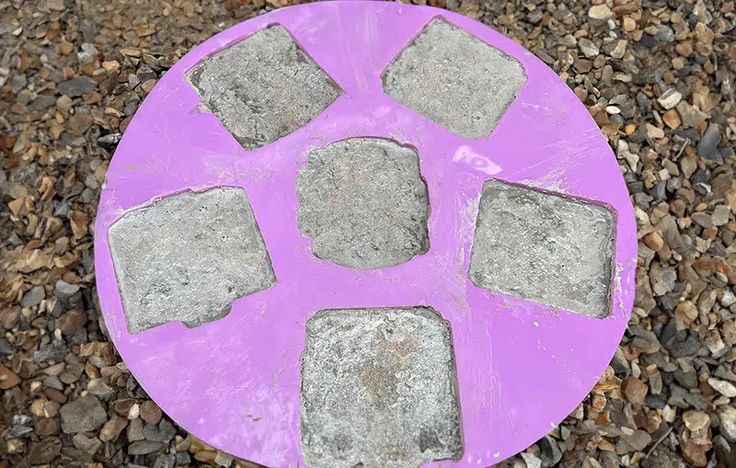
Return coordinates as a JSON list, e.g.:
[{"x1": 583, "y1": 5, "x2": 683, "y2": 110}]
[
  {"x1": 708, "y1": 377, "x2": 736, "y2": 398},
  {"x1": 721, "y1": 289, "x2": 736, "y2": 307},
  {"x1": 657, "y1": 88, "x2": 682, "y2": 110}
]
